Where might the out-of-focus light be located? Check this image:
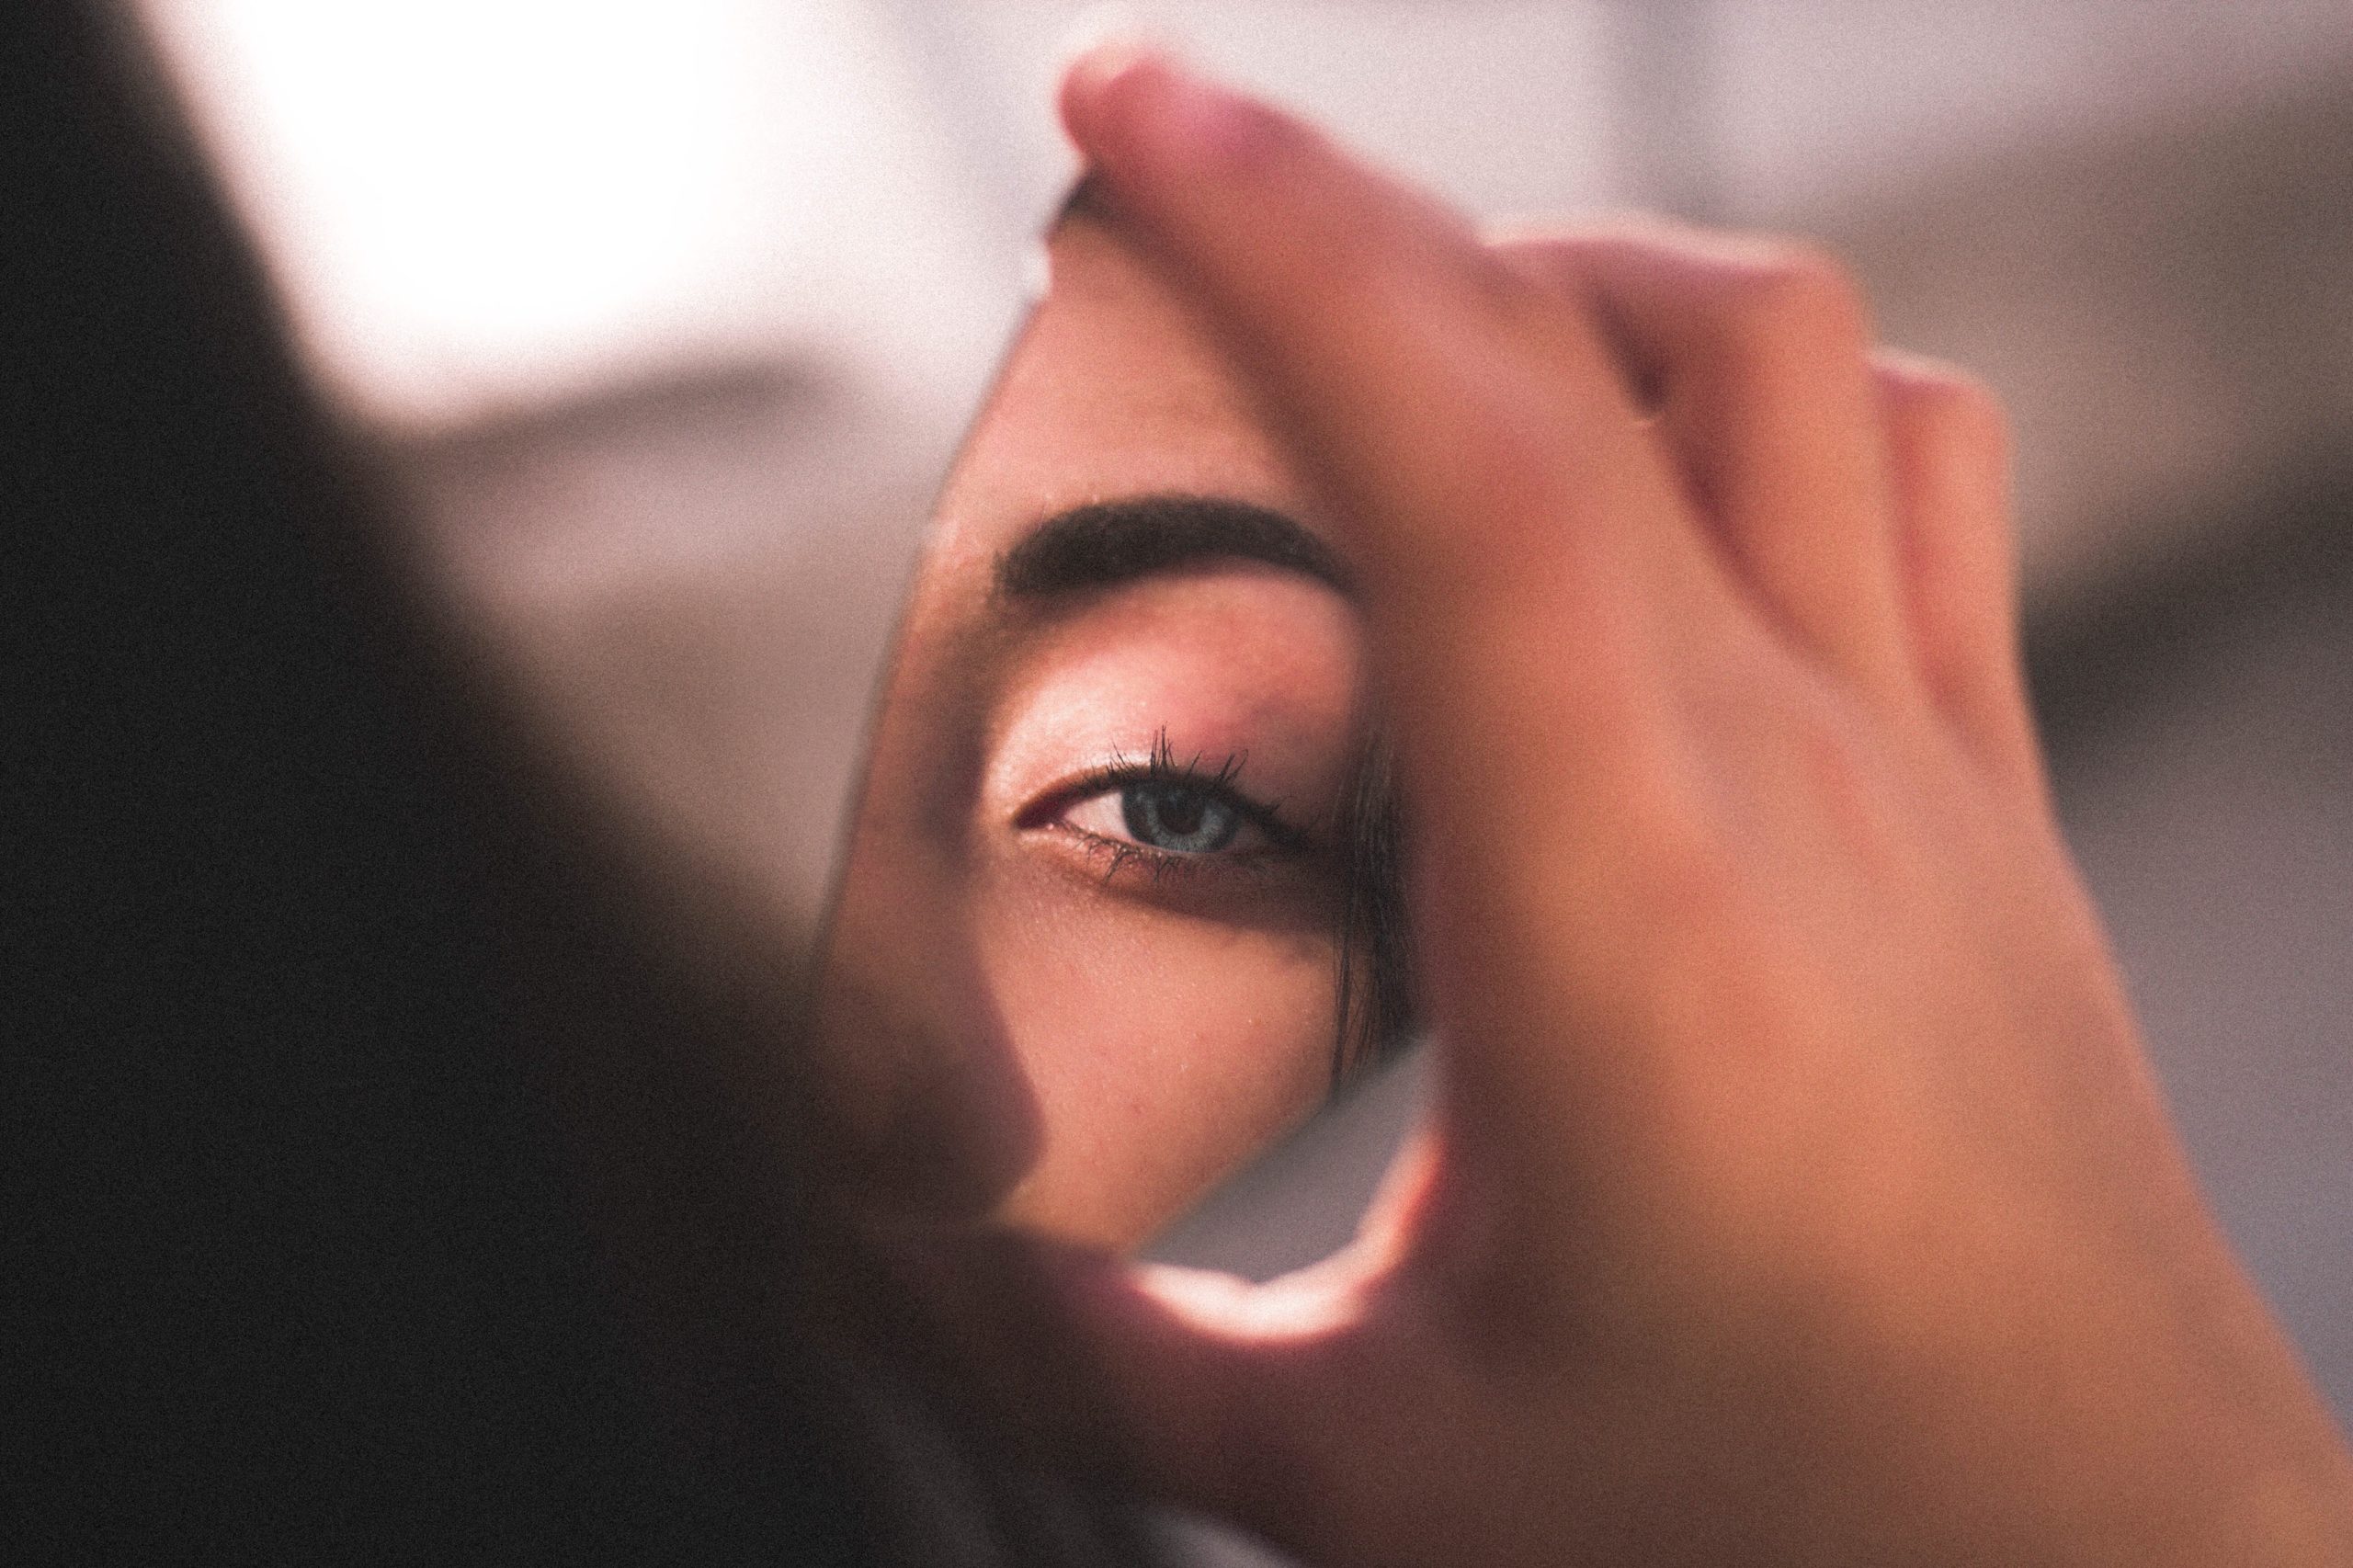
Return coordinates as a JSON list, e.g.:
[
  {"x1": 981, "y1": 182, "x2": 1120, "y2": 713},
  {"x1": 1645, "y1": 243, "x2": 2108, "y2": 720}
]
[{"x1": 142, "y1": 0, "x2": 1008, "y2": 431}]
